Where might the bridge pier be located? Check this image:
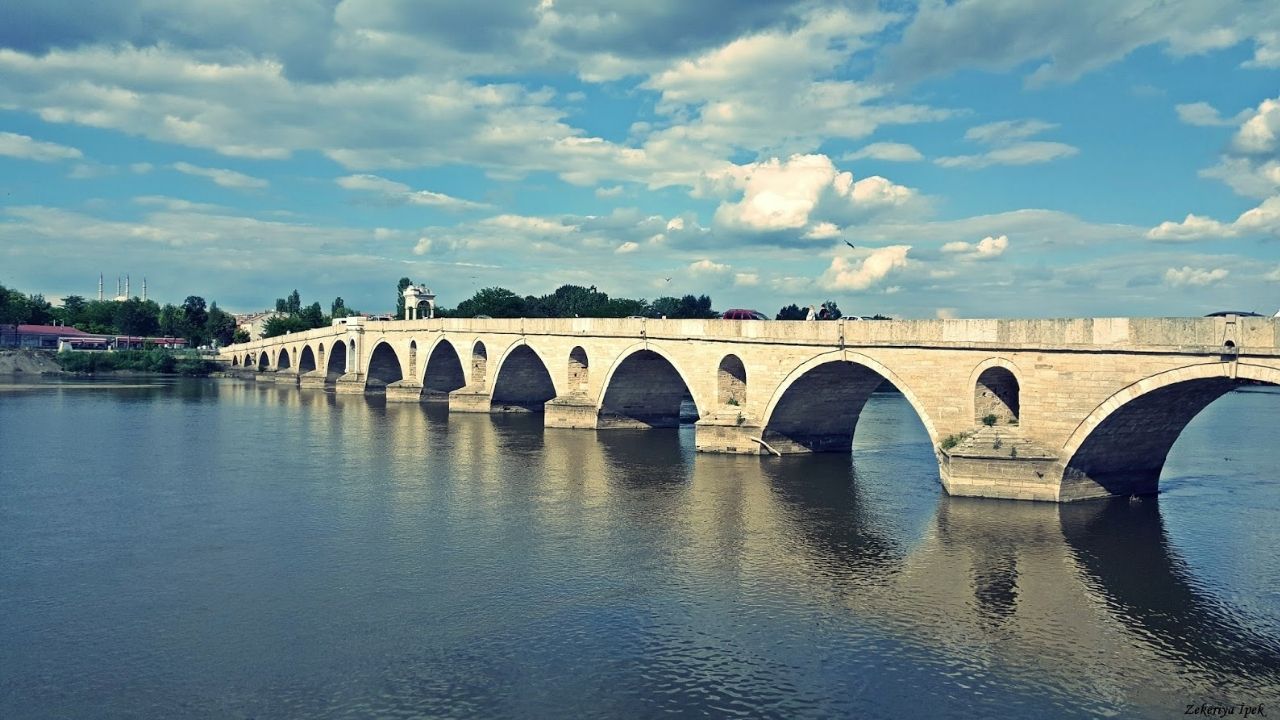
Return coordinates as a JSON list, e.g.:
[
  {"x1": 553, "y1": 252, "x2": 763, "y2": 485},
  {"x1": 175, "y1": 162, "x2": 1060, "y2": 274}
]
[
  {"x1": 695, "y1": 412, "x2": 766, "y2": 454},
  {"x1": 938, "y1": 428, "x2": 1064, "y2": 501},
  {"x1": 544, "y1": 395, "x2": 597, "y2": 428},
  {"x1": 333, "y1": 372, "x2": 366, "y2": 394},
  {"x1": 298, "y1": 370, "x2": 328, "y2": 389},
  {"x1": 385, "y1": 380, "x2": 424, "y2": 402},
  {"x1": 449, "y1": 385, "x2": 492, "y2": 413}
]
